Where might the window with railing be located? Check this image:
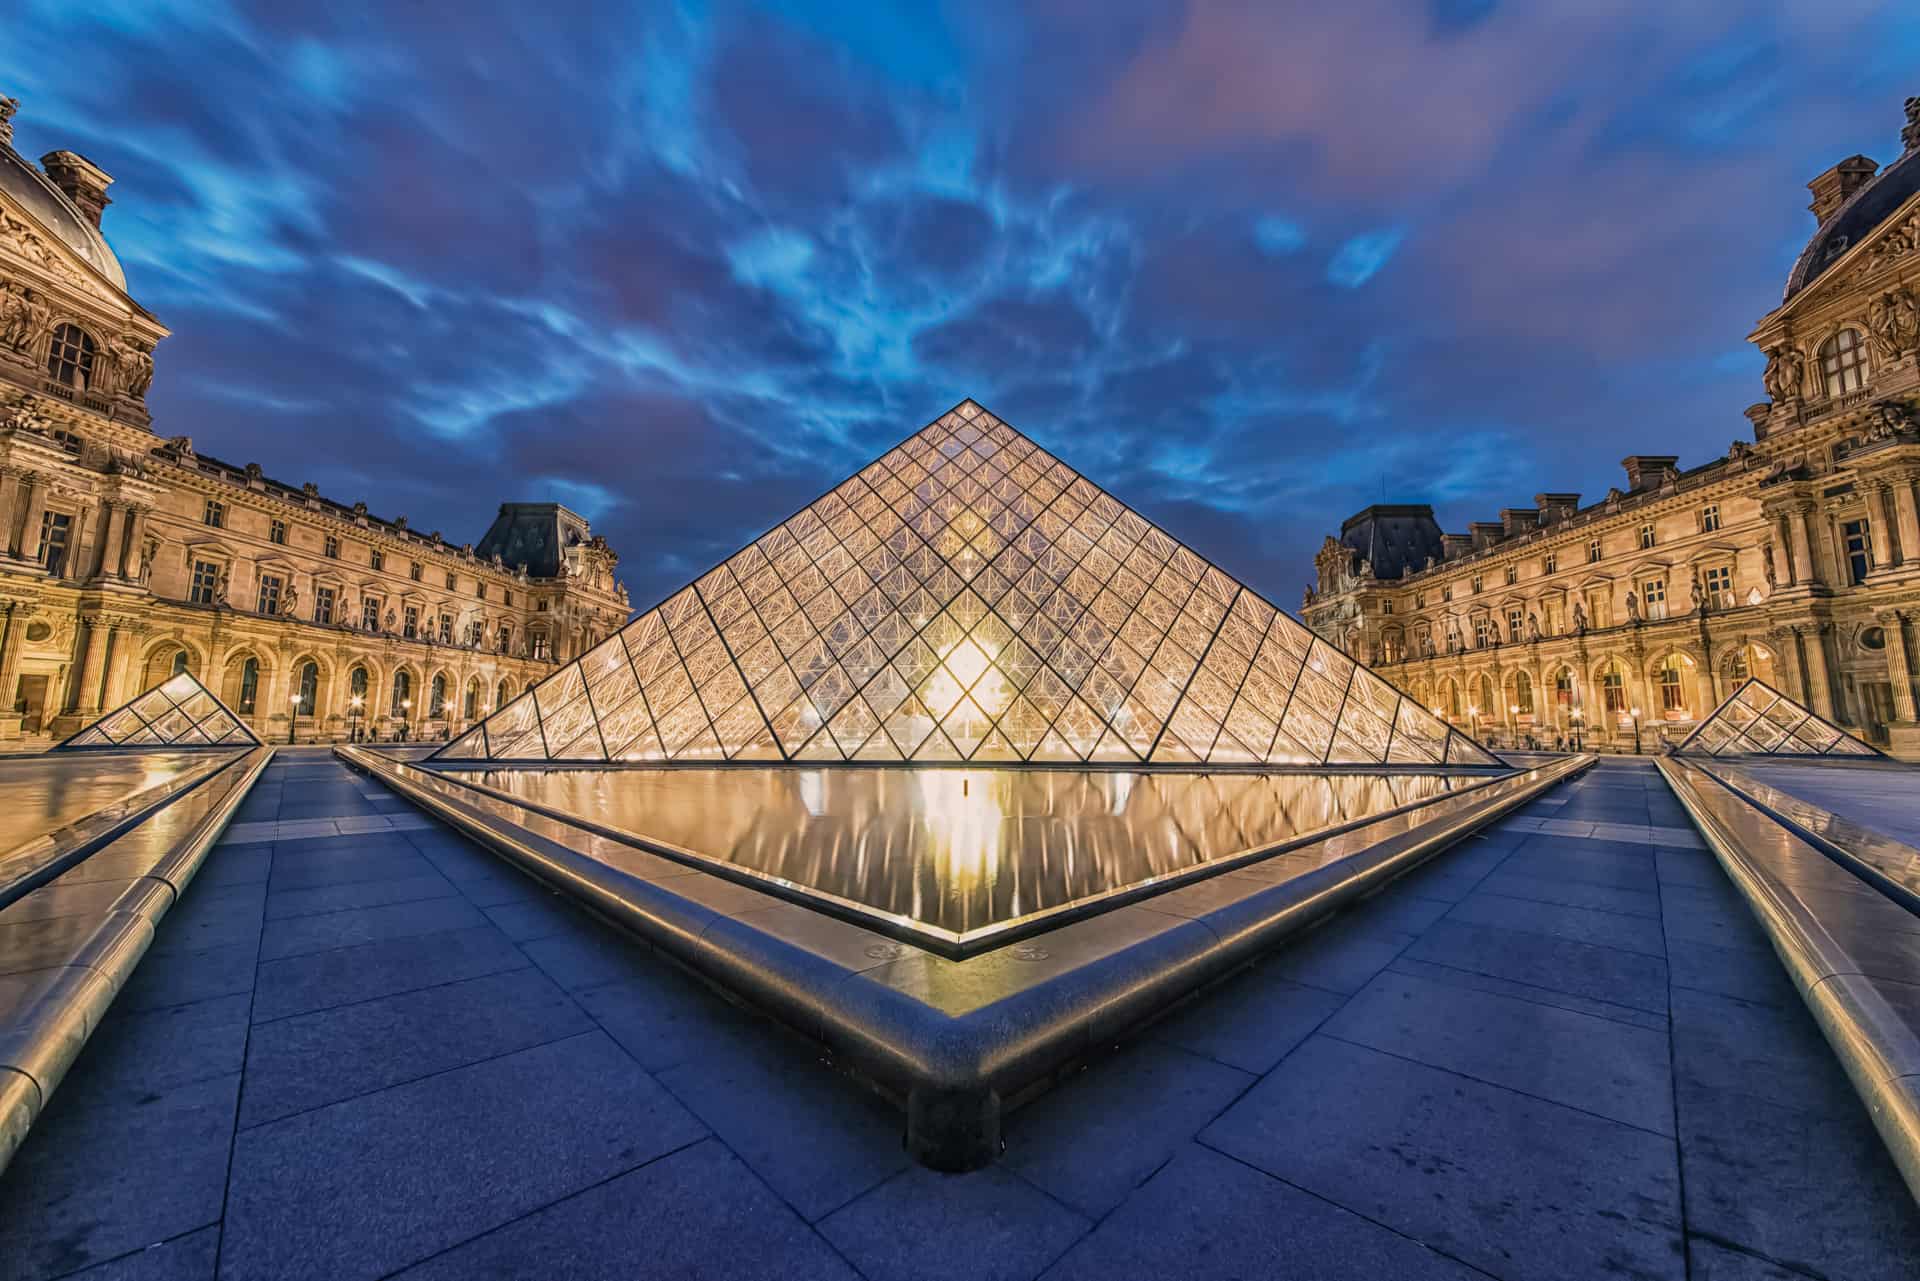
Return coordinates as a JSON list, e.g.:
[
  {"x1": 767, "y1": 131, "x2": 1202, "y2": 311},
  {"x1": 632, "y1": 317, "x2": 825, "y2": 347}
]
[
  {"x1": 1820, "y1": 328, "x2": 1867, "y2": 398},
  {"x1": 45, "y1": 323, "x2": 95, "y2": 389}
]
